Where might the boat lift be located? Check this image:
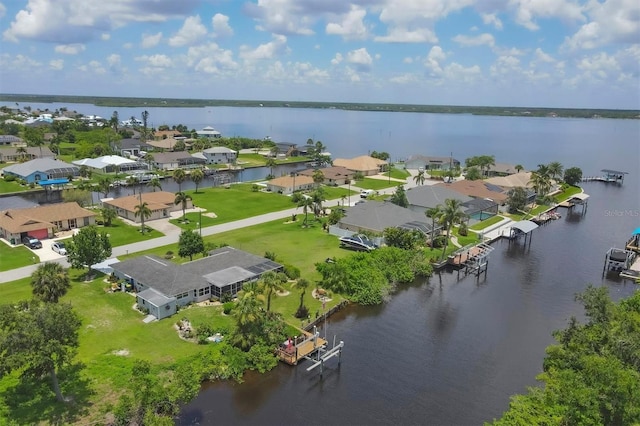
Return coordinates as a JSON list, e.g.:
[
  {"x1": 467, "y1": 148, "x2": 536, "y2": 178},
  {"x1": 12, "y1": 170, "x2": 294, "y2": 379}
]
[{"x1": 305, "y1": 335, "x2": 345, "y2": 378}]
